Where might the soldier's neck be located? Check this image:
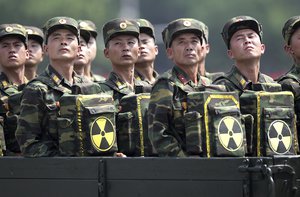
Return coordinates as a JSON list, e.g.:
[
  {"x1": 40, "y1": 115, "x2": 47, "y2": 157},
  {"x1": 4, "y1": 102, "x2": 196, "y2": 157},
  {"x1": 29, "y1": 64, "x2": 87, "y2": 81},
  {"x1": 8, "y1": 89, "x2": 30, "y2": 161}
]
[
  {"x1": 178, "y1": 64, "x2": 198, "y2": 84},
  {"x1": 24, "y1": 64, "x2": 37, "y2": 81},
  {"x1": 50, "y1": 60, "x2": 74, "y2": 84},
  {"x1": 2, "y1": 65, "x2": 26, "y2": 85},
  {"x1": 236, "y1": 60, "x2": 260, "y2": 83},
  {"x1": 135, "y1": 62, "x2": 155, "y2": 83},
  {"x1": 112, "y1": 65, "x2": 134, "y2": 87}
]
